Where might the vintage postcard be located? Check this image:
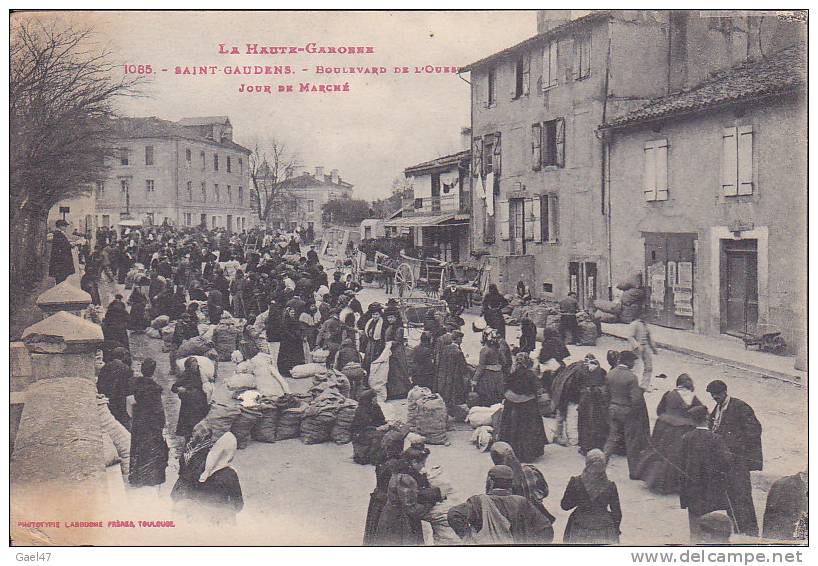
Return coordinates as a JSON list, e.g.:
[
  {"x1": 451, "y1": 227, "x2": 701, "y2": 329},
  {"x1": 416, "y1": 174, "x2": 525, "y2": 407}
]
[{"x1": 8, "y1": 8, "x2": 808, "y2": 552}]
